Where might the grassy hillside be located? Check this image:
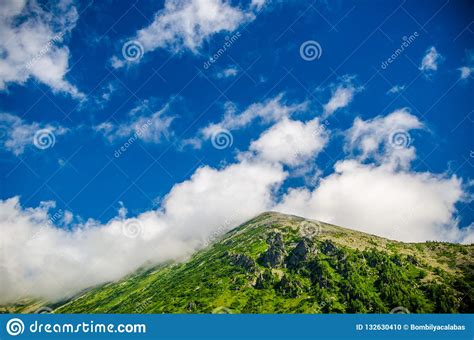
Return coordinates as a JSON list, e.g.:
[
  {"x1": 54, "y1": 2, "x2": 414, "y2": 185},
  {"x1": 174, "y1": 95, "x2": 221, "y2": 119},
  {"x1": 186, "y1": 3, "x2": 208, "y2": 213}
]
[{"x1": 4, "y1": 212, "x2": 474, "y2": 313}]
